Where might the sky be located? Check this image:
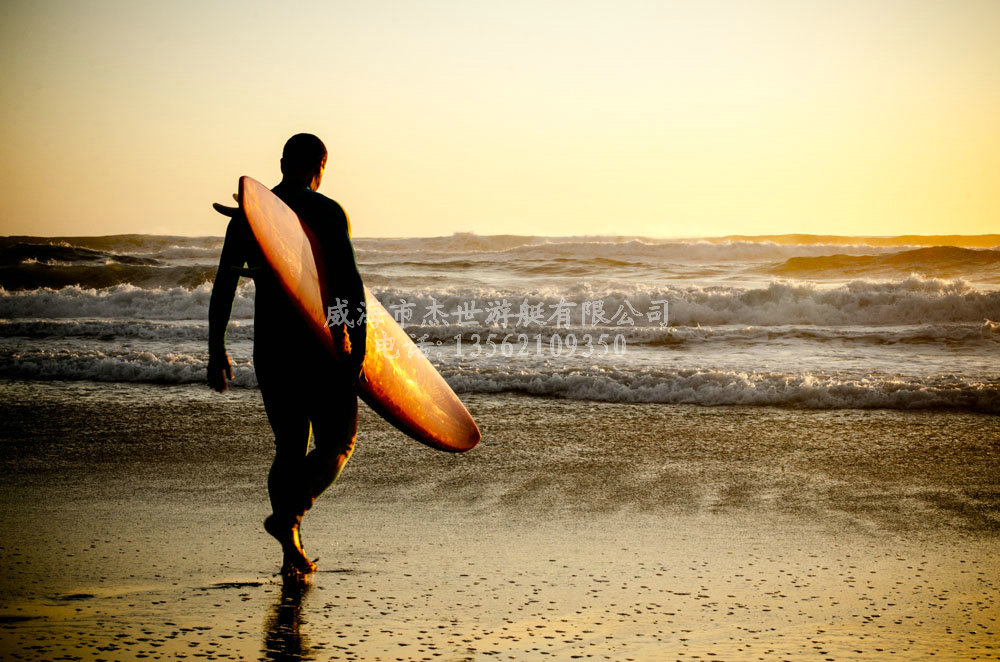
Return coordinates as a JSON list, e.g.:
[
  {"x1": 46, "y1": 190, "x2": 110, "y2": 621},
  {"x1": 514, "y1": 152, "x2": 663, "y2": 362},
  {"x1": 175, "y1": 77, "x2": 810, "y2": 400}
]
[{"x1": 0, "y1": 0, "x2": 998, "y2": 238}]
